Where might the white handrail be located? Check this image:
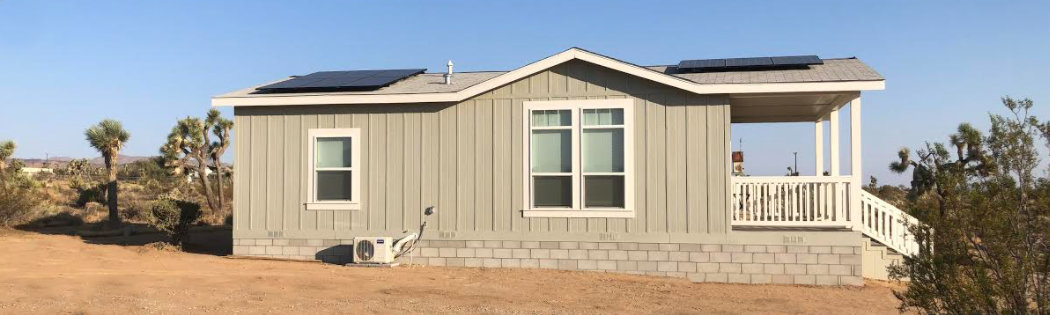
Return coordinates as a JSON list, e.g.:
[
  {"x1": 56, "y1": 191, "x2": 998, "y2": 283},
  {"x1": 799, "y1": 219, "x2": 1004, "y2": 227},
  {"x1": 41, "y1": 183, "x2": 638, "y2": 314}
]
[
  {"x1": 733, "y1": 176, "x2": 853, "y2": 184},
  {"x1": 859, "y1": 190, "x2": 919, "y2": 257},
  {"x1": 731, "y1": 176, "x2": 921, "y2": 257},
  {"x1": 731, "y1": 176, "x2": 852, "y2": 227}
]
